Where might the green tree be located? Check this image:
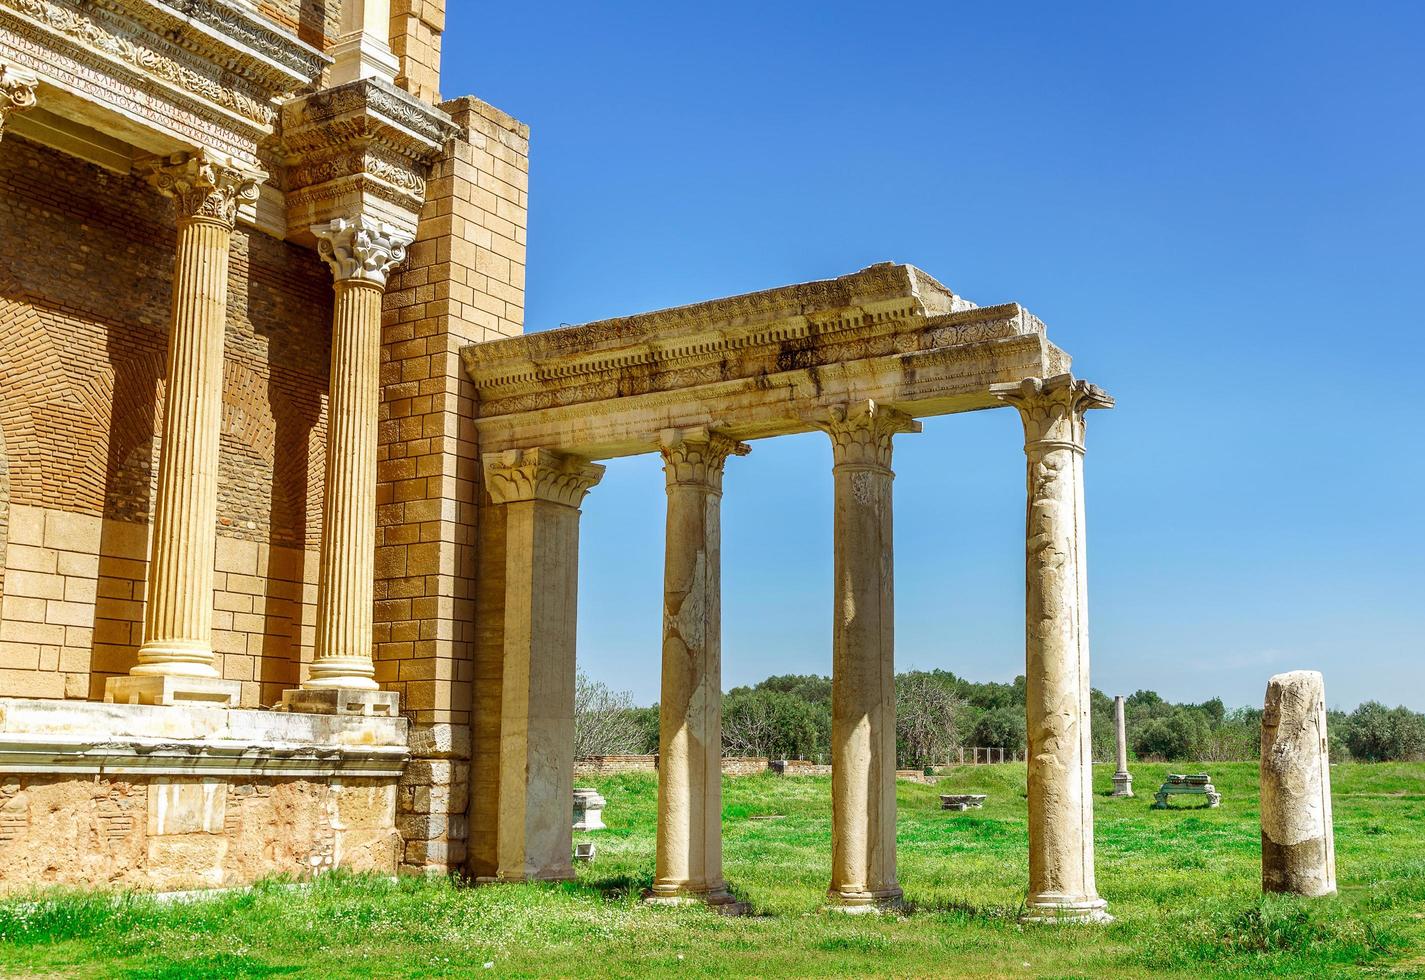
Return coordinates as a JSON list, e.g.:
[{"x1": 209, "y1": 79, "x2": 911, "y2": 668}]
[
  {"x1": 1344, "y1": 702, "x2": 1425, "y2": 762},
  {"x1": 969, "y1": 706, "x2": 1025, "y2": 754}
]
